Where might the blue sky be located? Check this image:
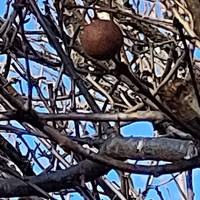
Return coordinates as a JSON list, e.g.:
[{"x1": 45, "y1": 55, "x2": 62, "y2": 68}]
[{"x1": 1, "y1": 1, "x2": 200, "y2": 200}]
